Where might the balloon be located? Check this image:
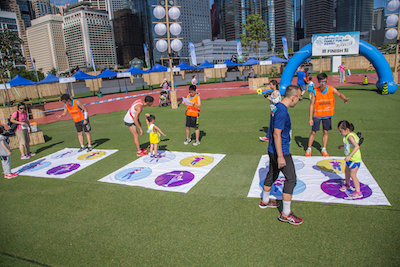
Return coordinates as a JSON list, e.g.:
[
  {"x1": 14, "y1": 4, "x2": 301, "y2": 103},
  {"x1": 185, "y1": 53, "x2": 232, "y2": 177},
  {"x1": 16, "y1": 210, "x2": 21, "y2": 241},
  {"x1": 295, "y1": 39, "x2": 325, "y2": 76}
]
[
  {"x1": 385, "y1": 28, "x2": 398, "y2": 39},
  {"x1": 154, "y1": 23, "x2": 167, "y2": 36},
  {"x1": 156, "y1": 39, "x2": 168, "y2": 52},
  {"x1": 387, "y1": 14, "x2": 399, "y2": 26},
  {"x1": 169, "y1": 23, "x2": 181, "y2": 36},
  {"x1": 153, "y1": 6, "x2": 165, "y2": 19},
  {"x1": 171, "y1": 39, "x2": 182, "y2": 52},
  {"x1": 387, "y1": 0, "x2": 400, "y2": 11},
  {"x1": 168, "y1": 7, "x2": 180, "y2": 20}
]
